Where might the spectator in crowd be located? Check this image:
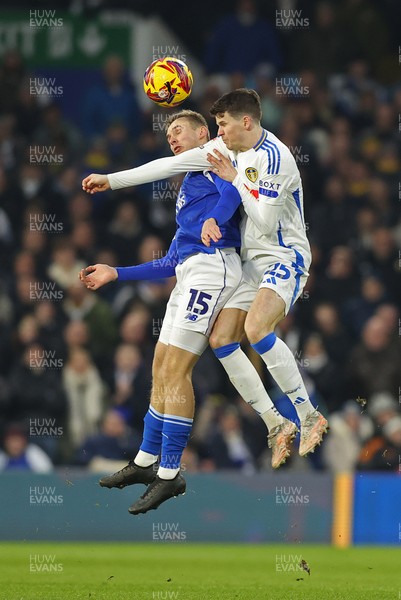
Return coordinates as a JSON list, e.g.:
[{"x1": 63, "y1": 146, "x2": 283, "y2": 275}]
[
  {"x1": 118, "y1": 305, "x2": 154, "y2": 364},
  {"x1": 358, "y1": 415, "x2": 401, "y2": 472},
  {"x1": 82, "y1": 54, "x2": 142, "y2": 140},
  {"x1": 108, "y1": 343, "x2": 151, "y2": 431},
  {"x1": 0, "y1": 423, "x2": 53, "y2": 473},
  {"x1": 313, "y1": 302, "x2": 352, "y2": 366},
  {"x1": 316, "y1": 246, "x2": 360, "y2": 308},
  {"x1": 364, "y1": 227, "x2": 401, "y2": 306},
  {"x1": 8, "y1": 343, "x2": 66, "y2": 426},
  {"x1": 311, "y1": 176, "x2": 355, "y2": 254},
  {"x1": 32, "y1": 102, "x2": 83, "y2": 166},
  {"x1": 47, "y1": 238, "x2": 86, "y2": 290},
  {"x1": 0, "y1": 50, "x2": 26, "y2": 114},
  {"x1": 106, "y1": 200, "x2": 145, "y2": 266},
  {"x1": 301, "y1": 333, "x2": 344, "y2": 412},
  {"x1": 367, "y1": 392, "x2": 399, "y2": 430},
  {"x1": 75, "y1": 409, "x2": 141, "y2": 469},
  {"x1": 204, "y1": 405, "x2": 256, "y2": 473},
  {"x1": 63, "y1": 319, "x2": 90, "y2": 357},
  {"x1": 343, "y1": 274, "x2": 389, "y2": 336},
  {"x1": 62, "y1": 281, "x2": 118, "y2": 368},
  {"x1": 70, "y1": 220, "x2": 98, "y2": 264},
  {"x1": 374, "y1": 304, "x2": 399, "y2": 340},
  {"x1": 62, "y1": 347, "x2": 106, "y2": 452},
  {"x1": 322, "y1": 400, "x2": 374, "y2": 472},
  {"x1": 347, "y1": 316, "x2": 401, "y2": 399},
  {"x1": 289, "y1": 1, "x2": 348, "y2": 80},
  {"x1": 34, "y1": 300, "x2": 67, "y2": 359},
  {"x1": 204, "y1": 0, "x2": 282, "y2": 84}
]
